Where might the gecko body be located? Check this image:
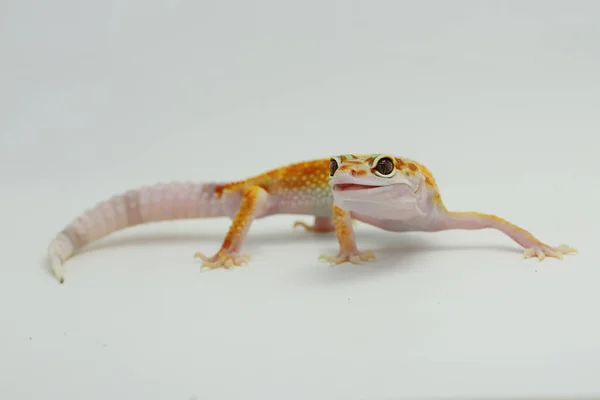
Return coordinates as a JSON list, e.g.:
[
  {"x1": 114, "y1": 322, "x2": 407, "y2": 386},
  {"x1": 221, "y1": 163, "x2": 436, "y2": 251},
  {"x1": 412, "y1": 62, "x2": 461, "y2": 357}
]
[{"x1": 47, "y1": 154, "x2": 576, "y2": 283}]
